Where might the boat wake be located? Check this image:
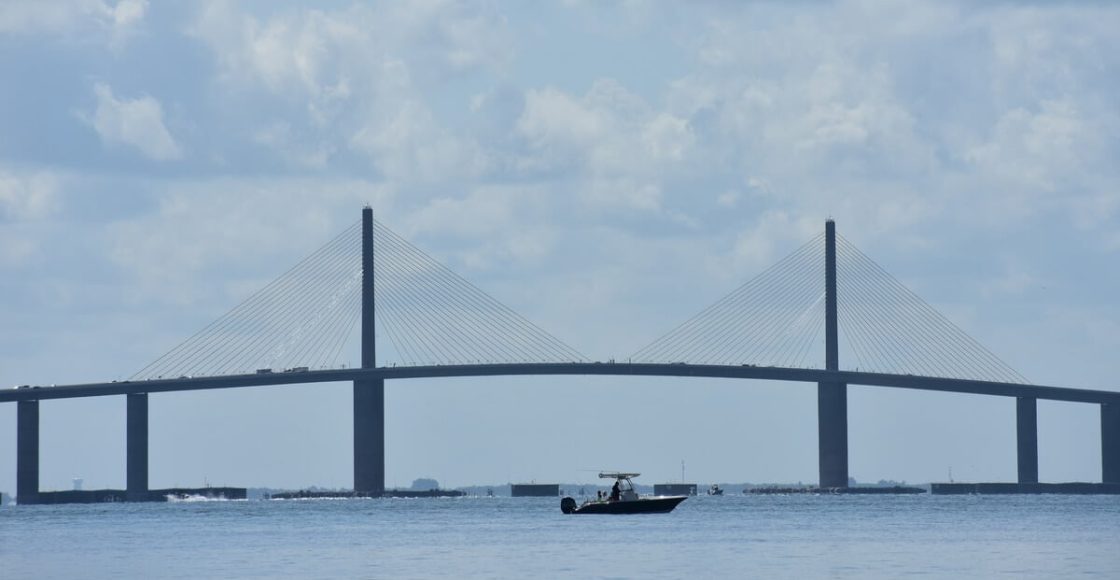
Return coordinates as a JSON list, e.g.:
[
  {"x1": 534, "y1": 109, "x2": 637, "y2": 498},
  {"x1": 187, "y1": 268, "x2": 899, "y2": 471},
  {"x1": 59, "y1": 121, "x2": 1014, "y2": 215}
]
[{"x1": 166, "y1": 493, "x2": 231, "y2": 503}]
